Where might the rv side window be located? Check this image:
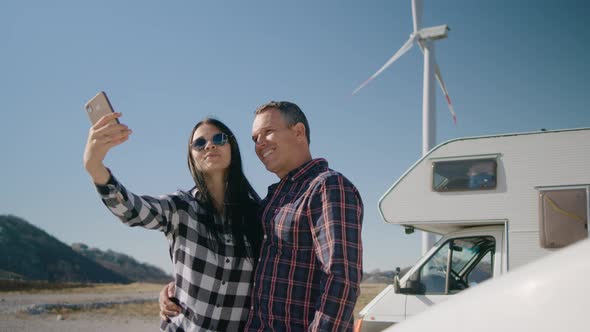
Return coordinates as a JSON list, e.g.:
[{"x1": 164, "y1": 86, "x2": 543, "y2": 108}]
[
  {"x1": 539, "y1": 188, "x2": 588, "y2": 248},
  {"x1": 467, "y1": 249, "x2": 493, "y2": 286},
  {"x1": 416, "y1": 236, "x2": 495, "y2": 295},
  {"x1": 432, "y1": 158, "x2": 497, "y2": 192},
  {"x1": 417, "y1": 242, "x2": 450, "y2": 295}
]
